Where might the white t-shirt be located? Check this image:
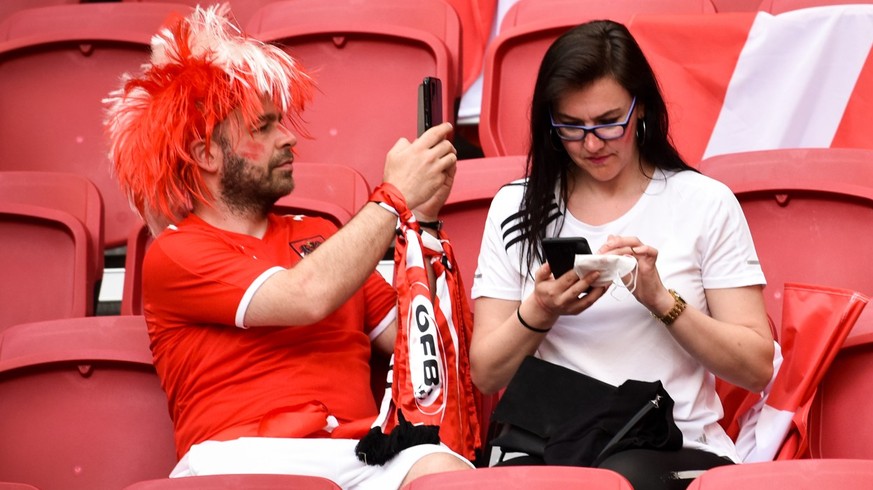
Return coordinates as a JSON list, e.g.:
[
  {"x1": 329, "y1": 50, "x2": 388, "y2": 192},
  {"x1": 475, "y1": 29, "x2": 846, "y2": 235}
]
[{"x1": 472, "y1": 169, "x2": 766, "y2": 462}]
